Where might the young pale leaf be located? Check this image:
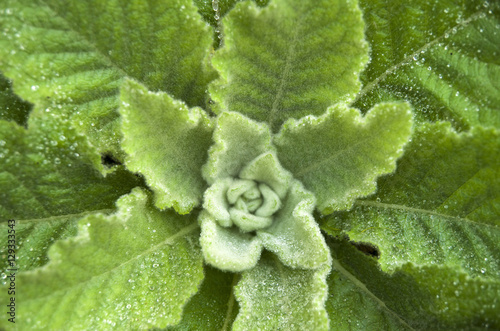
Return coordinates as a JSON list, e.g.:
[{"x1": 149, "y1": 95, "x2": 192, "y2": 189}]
[
  {"x1": 355, "y1": 0, "x2": 500, "y2": 130},
  {"x1": 233, "y1": 252, "x2": 331, "y2": 331},
  {"x1": 119, "y1": 79, "x2": 213, "y2": 214},
  {"x1": 0, "y1": 188, "x2": 204, "y2": 330},
  {"x1": 0, "y1": 73, "x2": 32, "y2": 126},
  {"x1": 326, "y1": 238, "x2": 500, "y2": 330},
  {"x1": 209, "y1": 0, "x2": 368, "y2": 131},
  {"x1": 202, "y1": 111, "x2": 274, "y2": 185},
  {"x1": 275, "y1": 102, "x2": 413, "y2": 214},
  {"x1": 323, "y1": 122, "x2": 500, "y2": 279},
  {"x1": 169, "y1": 266, "x2": 239, "y2": 331},
  {"x1": 0, "y1": 115, "x2": 140, "y2": 271},
  {"x1": 0, "y1": 0, "x2": 214, "y2": 157}
]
